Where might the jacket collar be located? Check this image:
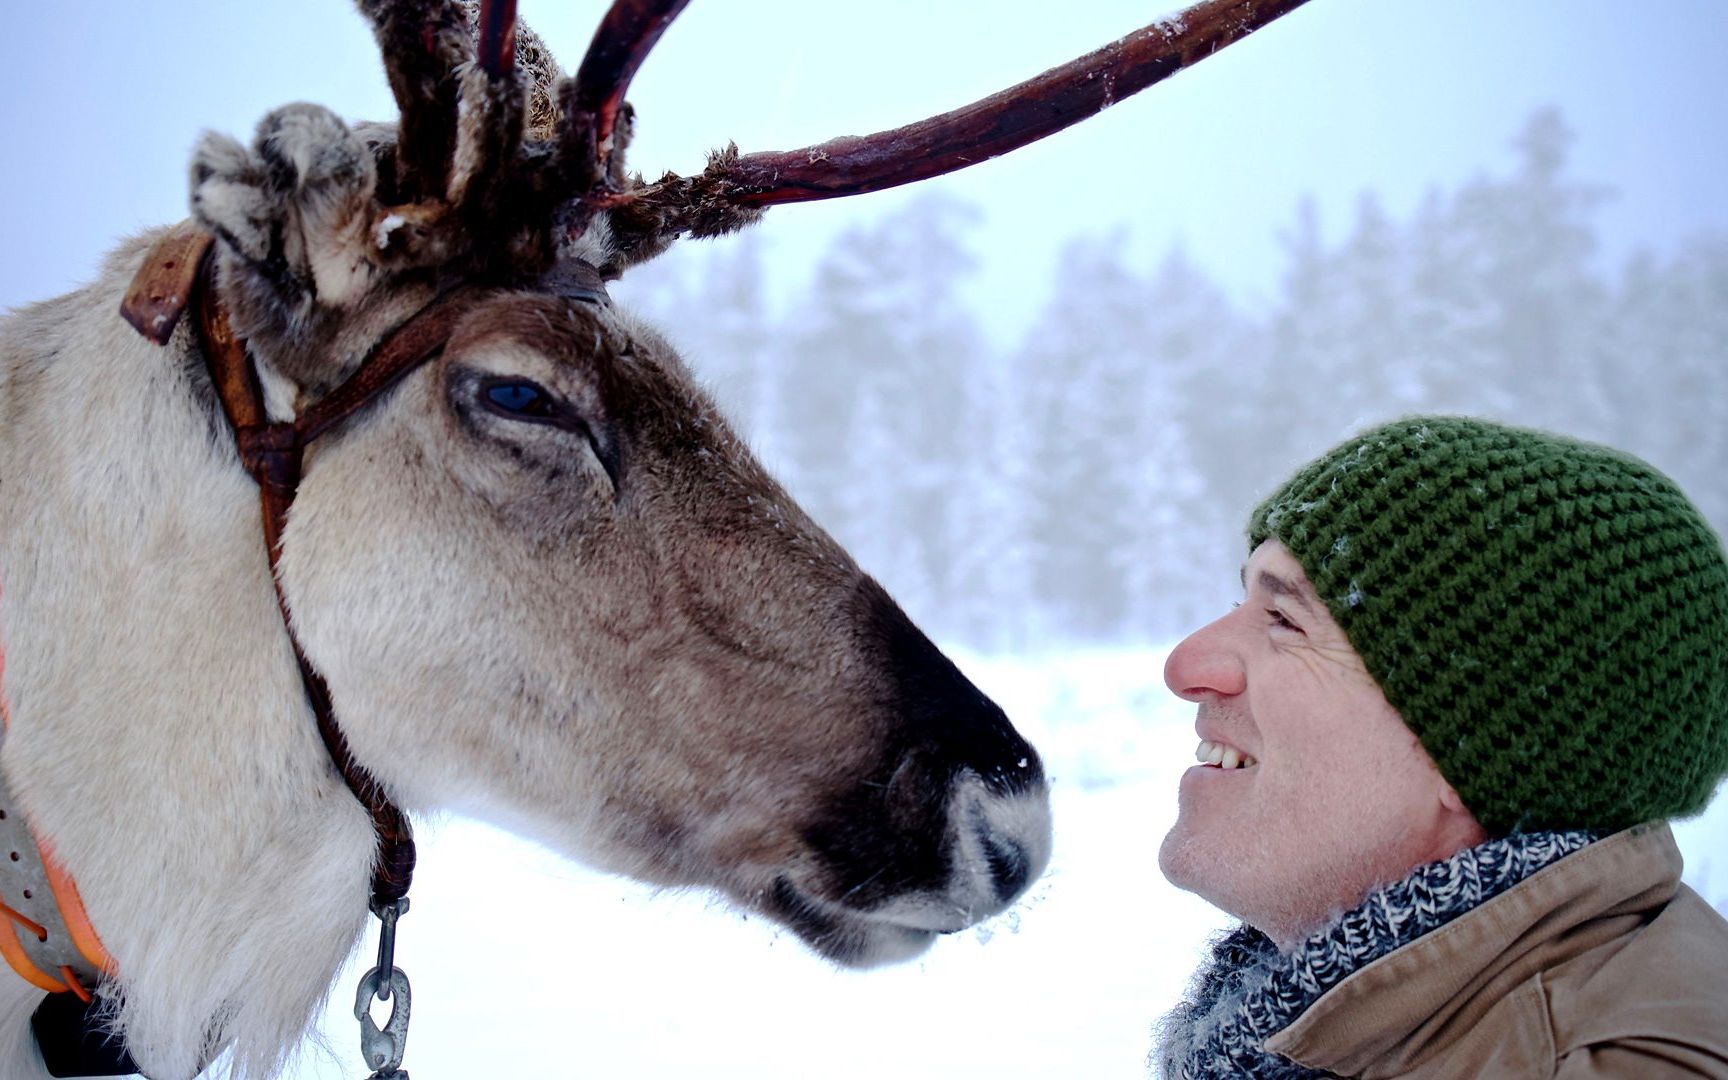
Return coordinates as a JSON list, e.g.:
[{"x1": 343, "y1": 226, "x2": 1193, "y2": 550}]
[
  {"x1": 1264, "y1": 823, "x2": 1682, "y2": 1075},
  {"x1": 1158, "y1": 829, "x2": 1599, "y2": 1078}
]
